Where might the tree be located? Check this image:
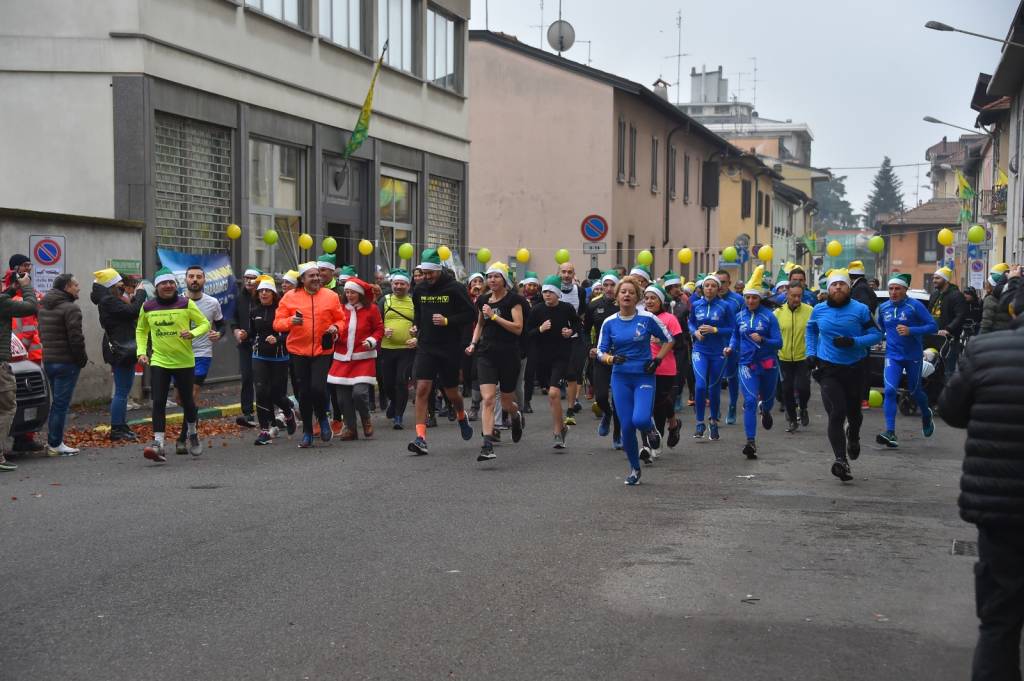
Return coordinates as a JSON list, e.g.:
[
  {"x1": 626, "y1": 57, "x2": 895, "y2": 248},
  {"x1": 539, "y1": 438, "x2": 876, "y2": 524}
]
[
  {"x1": 863, "y1": 156, "x2": 905, "y2": 227},
  {"x1": 813, "y1": 175, "x2": 856, "y2": 229}
]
